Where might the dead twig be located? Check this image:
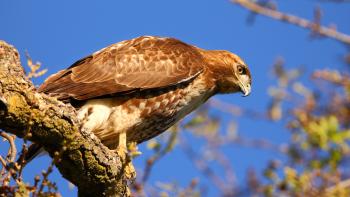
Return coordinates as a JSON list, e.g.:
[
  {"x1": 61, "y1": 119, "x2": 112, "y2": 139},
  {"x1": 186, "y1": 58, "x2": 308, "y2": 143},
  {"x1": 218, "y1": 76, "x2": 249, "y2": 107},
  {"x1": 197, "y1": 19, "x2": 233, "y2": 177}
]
[
  {"x1": 142, "y1": 130, "x2": 178, "y2": 184},
  {"x1": 231, "y1": 0, "x2": 350, "y2": 45},
  {"x1": 0, "y1": 131, "x2": 18, "y2": 186},
  {"x1": 0, "y1": 132, "x2": 17, "y2": 163},
  {"x1": 179, "y1": 136, "x2": 236, "y2": 196},
  {"x1": 24, "y1": 52, "x2": 47, "y2": 80}
]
